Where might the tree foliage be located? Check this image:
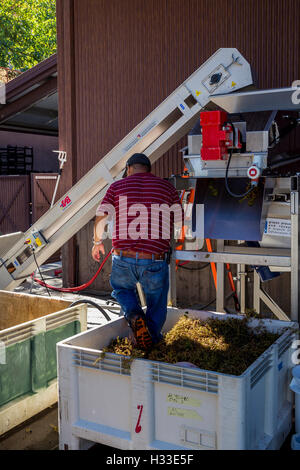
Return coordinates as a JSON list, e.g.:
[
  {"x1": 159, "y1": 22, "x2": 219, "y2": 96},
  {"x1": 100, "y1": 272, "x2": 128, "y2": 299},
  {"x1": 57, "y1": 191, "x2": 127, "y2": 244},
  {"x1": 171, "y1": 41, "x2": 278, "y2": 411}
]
[{"x1": 0, "y1": 0, "x2": 56, "y2": 71}]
